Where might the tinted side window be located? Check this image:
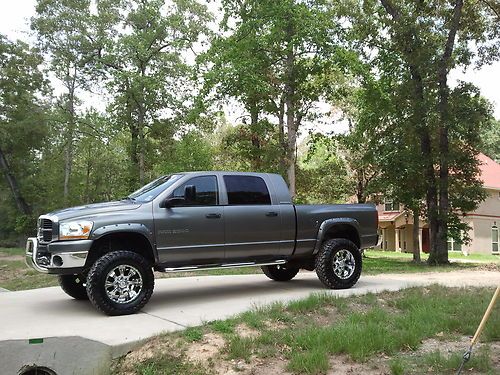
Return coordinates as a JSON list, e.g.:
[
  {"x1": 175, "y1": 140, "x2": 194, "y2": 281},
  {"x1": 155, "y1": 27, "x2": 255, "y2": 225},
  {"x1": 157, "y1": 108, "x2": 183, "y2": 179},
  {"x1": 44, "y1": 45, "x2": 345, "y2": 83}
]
[
  {"x1": 172, "y1": 176, "x2": 218, "y2": 205},
  {"x1": 223, "y1": 175, "x2": 271, "y2": 205}
]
